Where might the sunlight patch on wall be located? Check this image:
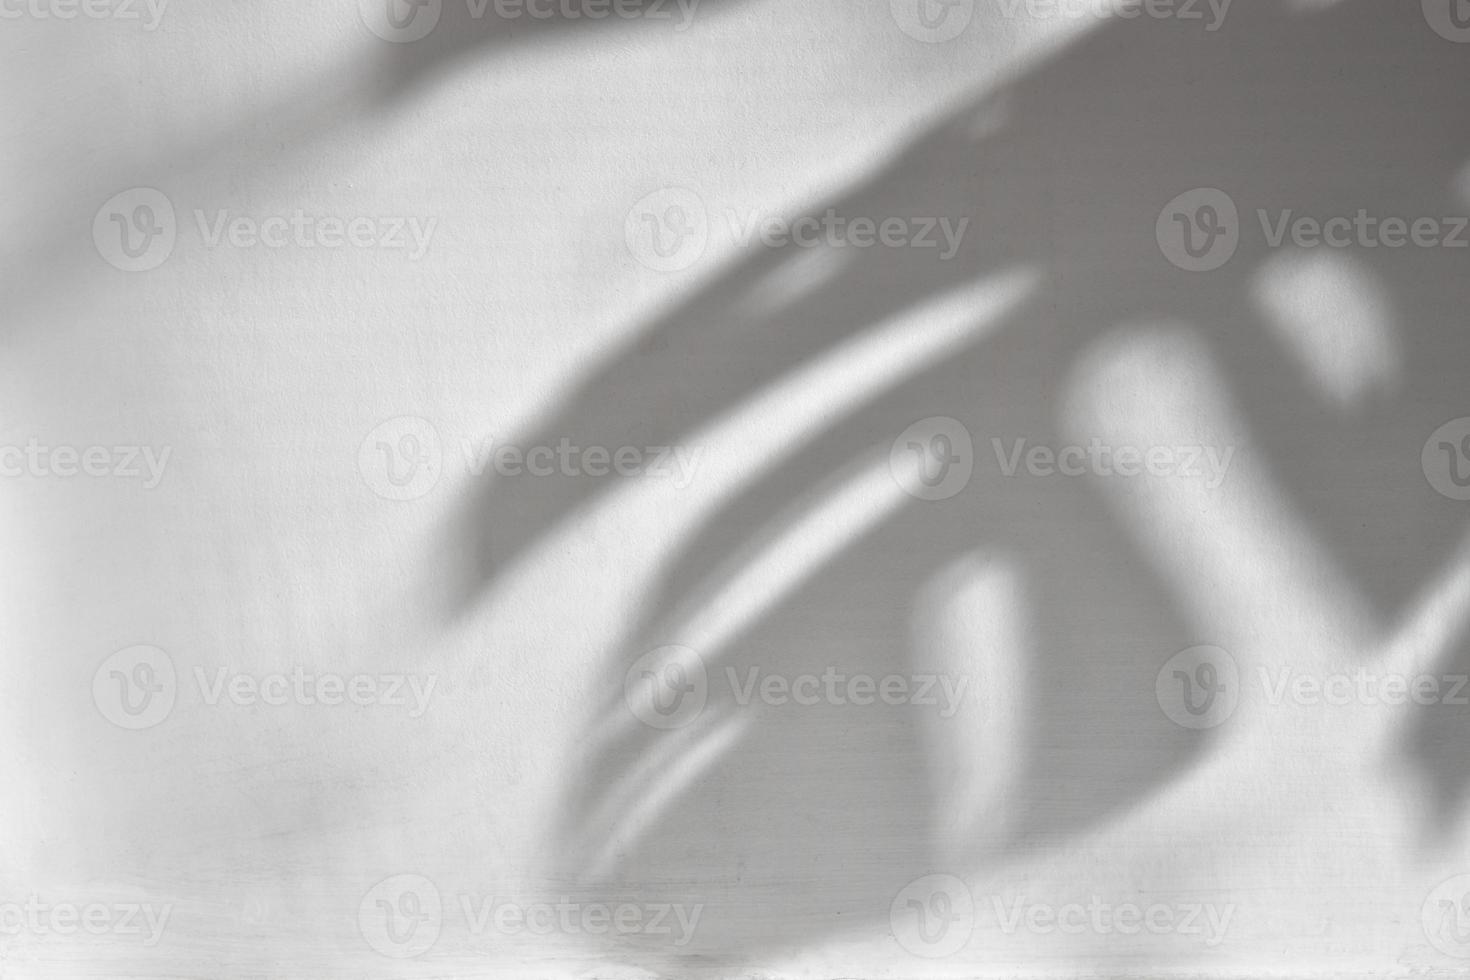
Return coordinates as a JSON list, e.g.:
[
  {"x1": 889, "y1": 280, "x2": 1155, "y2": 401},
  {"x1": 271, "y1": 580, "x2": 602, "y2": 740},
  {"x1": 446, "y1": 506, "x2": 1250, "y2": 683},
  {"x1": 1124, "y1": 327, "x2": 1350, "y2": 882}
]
[
  {"x1": 1251, "y1": 249, "x2": 1400, "y2": 412},
  {"x1": 911, "y1": 552, "x2": 1029, "y2": 859},
  {"x1": 1064, "y1": 326, "x2": 1366, "y2": 695},
  {"x1": 672, "y1": 459, "x2": 909, "y2": 660}
]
